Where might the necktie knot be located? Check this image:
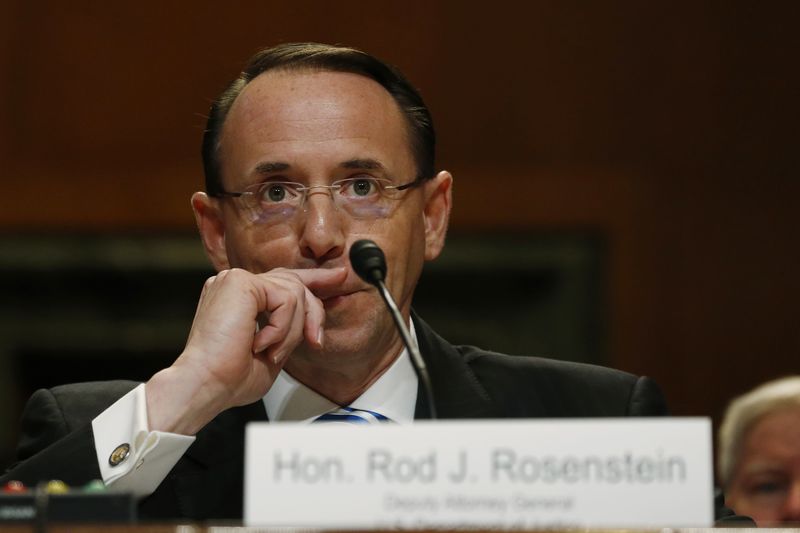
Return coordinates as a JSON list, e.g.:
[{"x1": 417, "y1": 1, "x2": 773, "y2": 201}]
[{"x1": 313, "y1": 406, "x2": 391, "y2": 424}]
